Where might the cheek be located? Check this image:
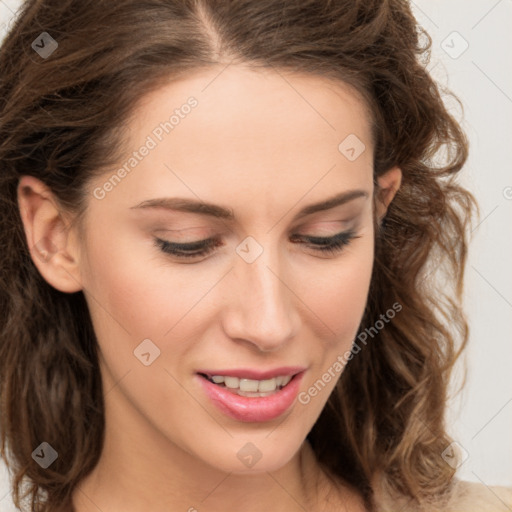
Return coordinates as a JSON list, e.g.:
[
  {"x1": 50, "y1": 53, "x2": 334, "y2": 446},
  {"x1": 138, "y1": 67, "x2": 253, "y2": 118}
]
[
  {"x1": 79, "y1": 230, "x2": 222, "y2": 390},
  {"x1": 81, "y1": 230, "x2": 211, "y2": 338},
  {"x1": 304, "y1": 234, "x2": 374, "y2": 341},
  {"x1": 295, "y1": 249, "x2": 374, "y2": 416},
  {"x1": 296, "y1": 232, "x2": 374, "y2": 392},
  {"x1": 80, "y1": 234, "x2": 217, "y2": 430}
]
